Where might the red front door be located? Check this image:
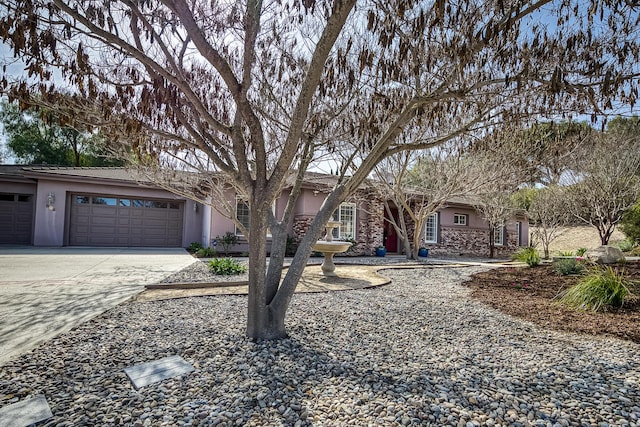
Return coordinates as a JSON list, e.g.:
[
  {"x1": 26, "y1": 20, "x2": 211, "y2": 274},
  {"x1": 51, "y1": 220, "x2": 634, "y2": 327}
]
[{"x1": 384, "y1": 207, "x2": 399, "y2": 253}]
